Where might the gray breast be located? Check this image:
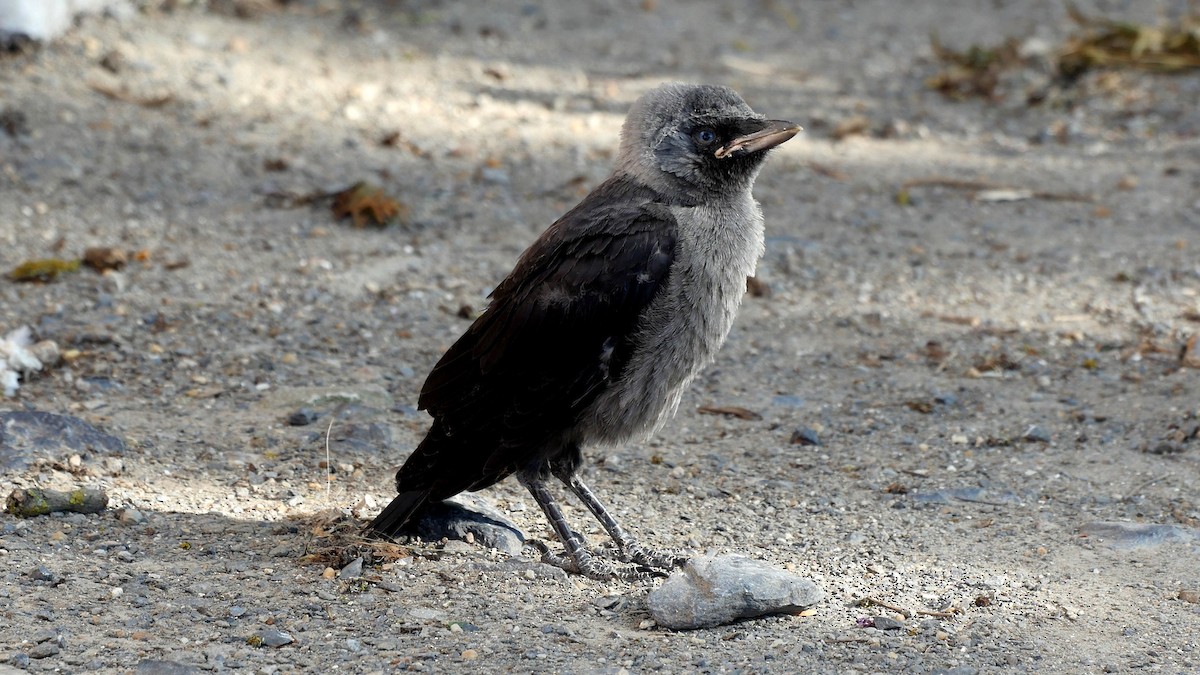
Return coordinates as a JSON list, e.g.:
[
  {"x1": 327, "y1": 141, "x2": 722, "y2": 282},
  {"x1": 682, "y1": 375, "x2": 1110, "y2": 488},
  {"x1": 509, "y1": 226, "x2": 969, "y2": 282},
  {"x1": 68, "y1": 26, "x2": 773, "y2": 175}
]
[{"x1": 580, "y1": 191, "x2": 765, "y2": 445}]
